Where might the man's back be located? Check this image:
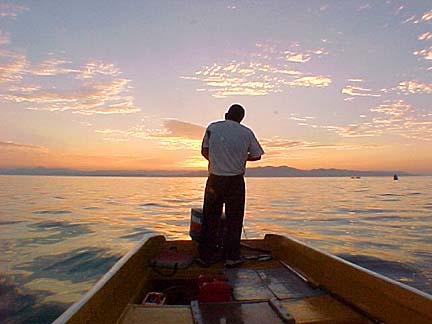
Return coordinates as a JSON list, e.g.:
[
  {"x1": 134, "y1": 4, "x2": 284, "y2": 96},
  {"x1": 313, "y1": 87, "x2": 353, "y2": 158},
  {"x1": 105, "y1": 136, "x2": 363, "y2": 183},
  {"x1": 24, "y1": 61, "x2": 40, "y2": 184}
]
[{"x1": 203, "y1": 119, "x2": 263, "y2": 176}]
